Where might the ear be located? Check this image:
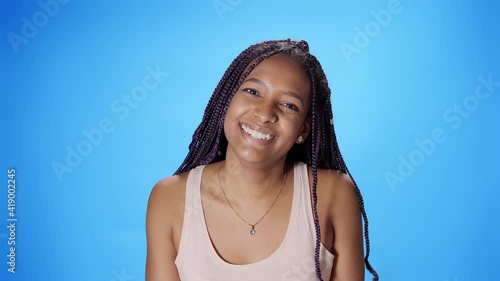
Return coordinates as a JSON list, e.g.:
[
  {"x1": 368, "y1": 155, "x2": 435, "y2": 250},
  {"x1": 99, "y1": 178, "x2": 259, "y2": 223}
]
[{"x1": 296, "y1": 117, "x2": 311, "y2": 144}]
